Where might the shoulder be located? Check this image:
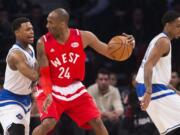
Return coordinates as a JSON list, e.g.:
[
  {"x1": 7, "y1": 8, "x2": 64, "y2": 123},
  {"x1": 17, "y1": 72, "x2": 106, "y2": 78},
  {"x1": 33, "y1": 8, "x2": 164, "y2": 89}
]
[
  {"x1": 7, "y1": 50, "x2": 26, "y2": 64},
  {"x1": 109, "y1": 85, "x2": 120, "y2": 94},
  {"x1": 87, "y1": 84, "x2": 98, "y2": 93},
  {"x1": 38, "y1": 32, "x2": 51, "y2": 44},
  {"x1": 155, "y1": 37, "x2": 170, "y2": 55},
  {"x1": 36, "y1": 37, "x2": 46, "y2": 51},
  {"x1": 87, "y1": 83, "x2": 97, "y2": 90},
  {"x1": 80, "y1": 30, "x2": 95, "y2": 38},
  {"x1": 156, "y1": 37, "x2": 170, "y2": 46}
]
